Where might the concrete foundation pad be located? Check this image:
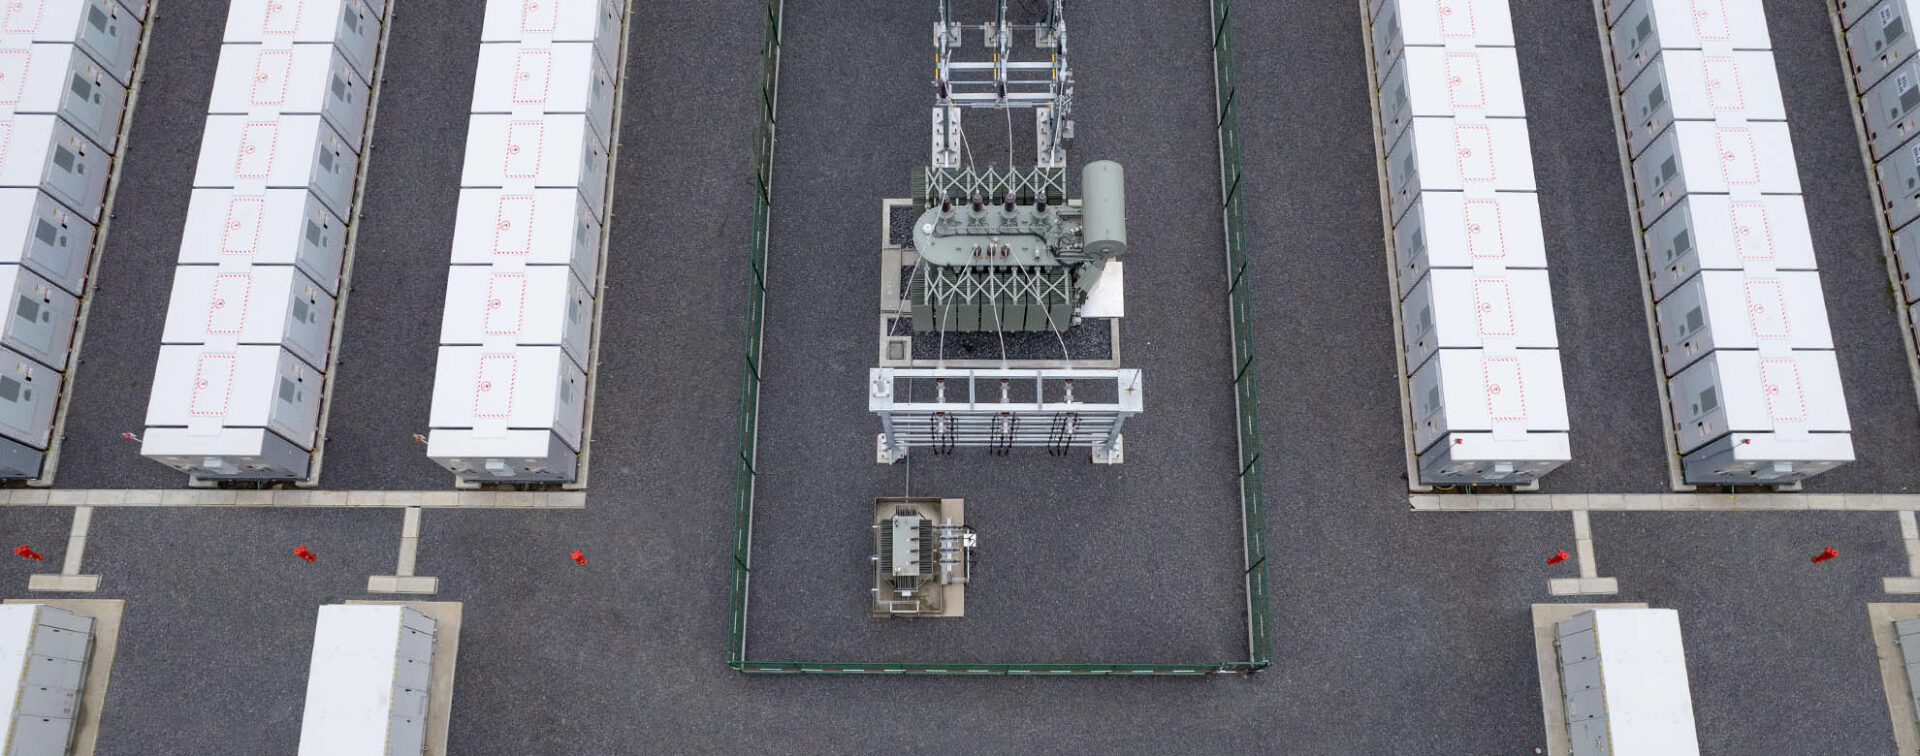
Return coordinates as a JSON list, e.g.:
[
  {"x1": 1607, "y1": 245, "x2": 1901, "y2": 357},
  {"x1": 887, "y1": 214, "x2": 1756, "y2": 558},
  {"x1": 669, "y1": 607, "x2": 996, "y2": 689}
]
[
  {"x1": 1531, "y1": 602, "x2": 1648, "y2": 756},
  {"x1": 366, "y1": 575, "x2": 440, "y2": 594},
  {"x1": 5, "y1": 598, "x2": 124, "y2": 756},
  {"x1": 1546, "y1": 577, "x2": 1618, "y2": 597},
  {"x1": 1869, "y1": 603, "x2": 1920, "y2": 755},
  {"x1": 344, "y1": 600, "x2": 461, "y2": 756},
  {"x1": 27, "y1": 574, "x2": 102, "y2": 592}
]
